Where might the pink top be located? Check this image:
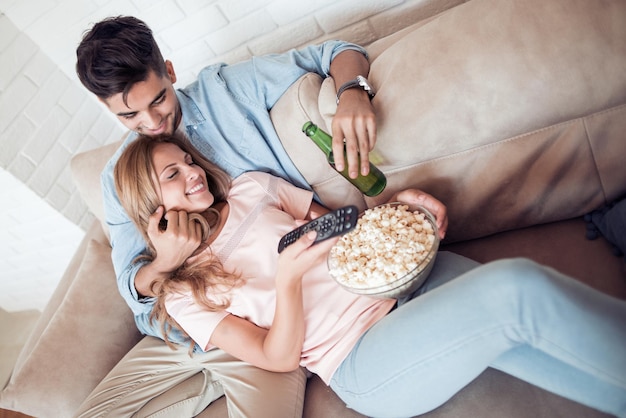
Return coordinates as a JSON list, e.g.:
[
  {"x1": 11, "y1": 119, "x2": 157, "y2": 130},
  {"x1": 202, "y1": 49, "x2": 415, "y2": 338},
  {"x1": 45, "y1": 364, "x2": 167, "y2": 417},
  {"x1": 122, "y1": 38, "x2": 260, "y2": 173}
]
[{"x1": 166, "y1": 172, "x2": 395, "y2": 384}]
